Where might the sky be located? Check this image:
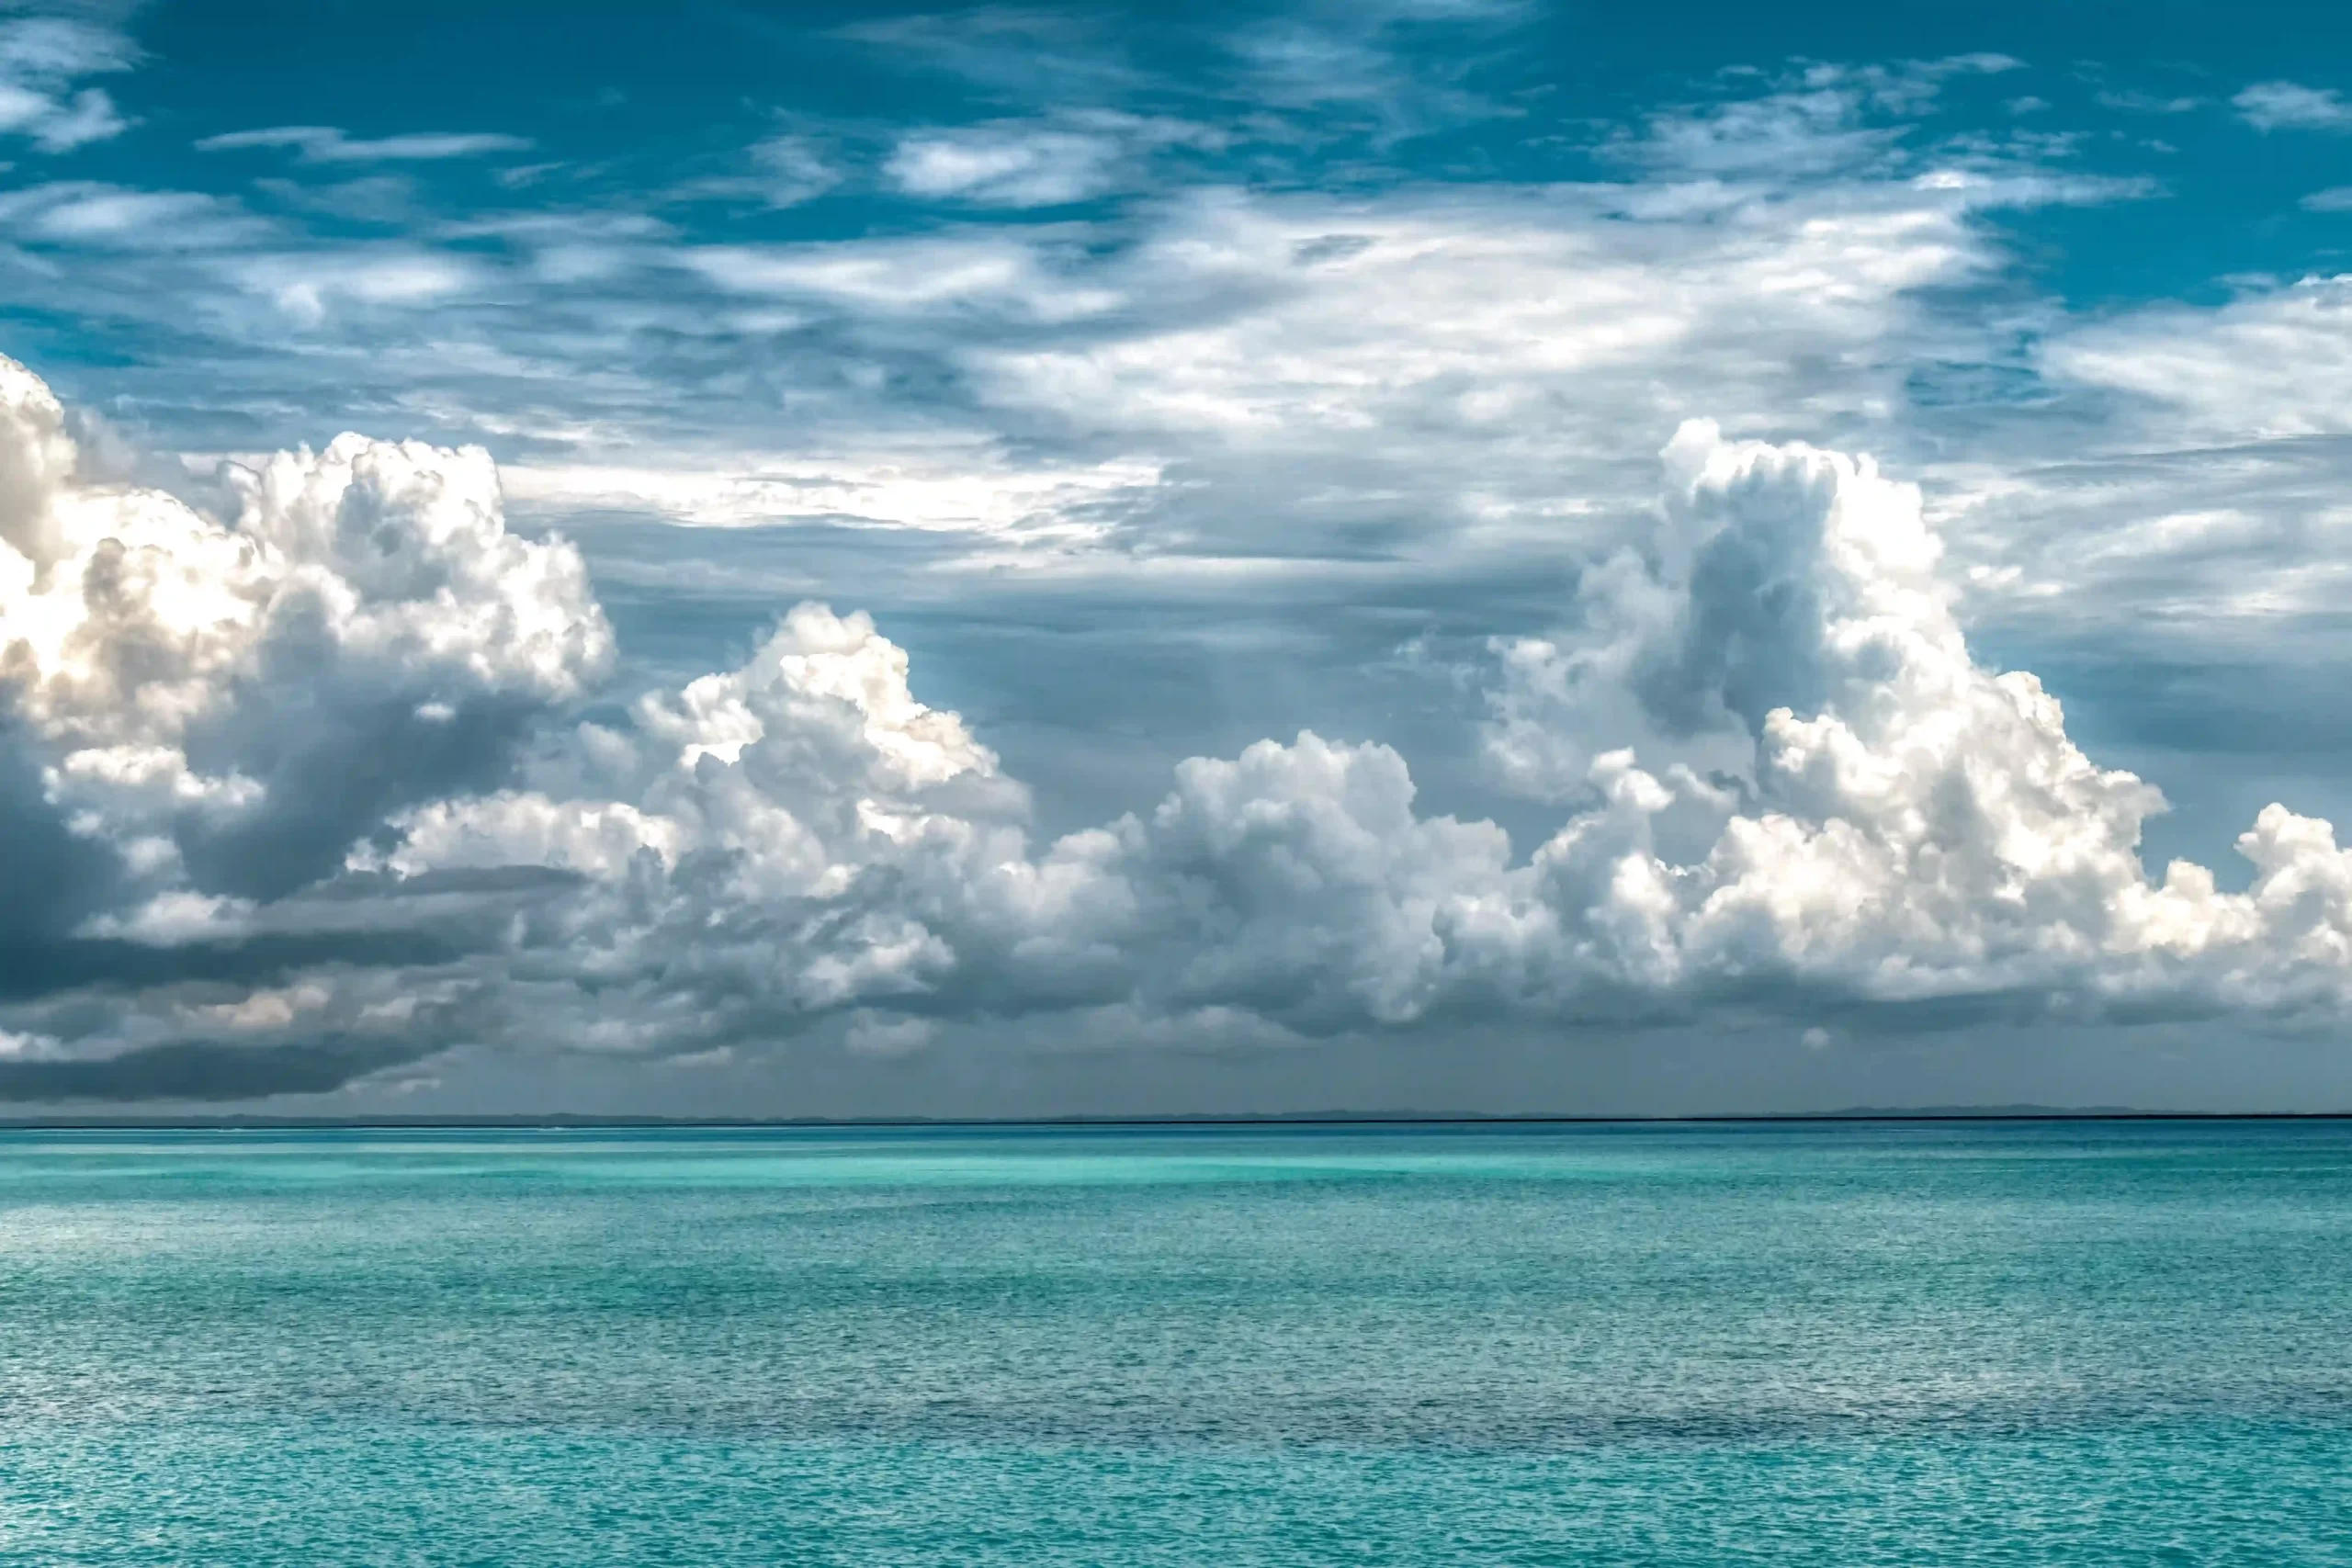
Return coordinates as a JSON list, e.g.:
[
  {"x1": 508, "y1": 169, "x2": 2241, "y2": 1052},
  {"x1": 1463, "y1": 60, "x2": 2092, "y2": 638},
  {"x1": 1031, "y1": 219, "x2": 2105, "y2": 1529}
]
[{"x1": 8, "y1": 0, "x2": 2352, "y2": 1116}]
